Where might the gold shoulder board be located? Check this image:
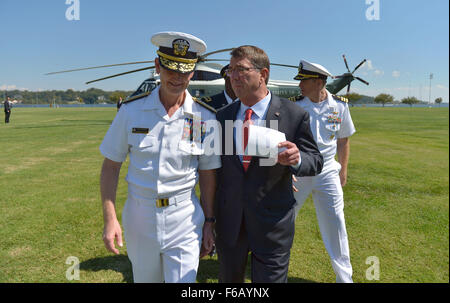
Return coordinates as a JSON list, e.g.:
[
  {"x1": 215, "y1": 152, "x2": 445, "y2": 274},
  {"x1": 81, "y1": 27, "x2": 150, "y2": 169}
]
[
  {"x1": 201, "y1": 96, "x2": 213, "y2": 103},
  {"x1": 289, "y1": 95, "x2": 304, "y2": 101},
  {"x1": 123, "y1": 92, "x2": 151, "y2": 104},
  {"x1": 193, "y1": 97, "x2": 217, "y2": 114},
  {"x1": 333, "y1": 95, "x2": 348, "y2": 103}
]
